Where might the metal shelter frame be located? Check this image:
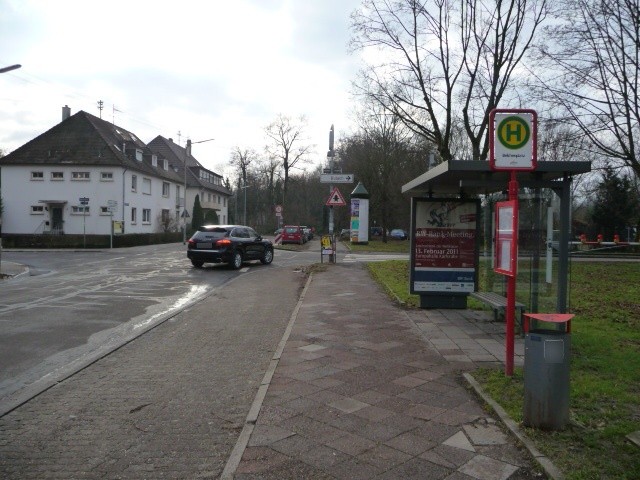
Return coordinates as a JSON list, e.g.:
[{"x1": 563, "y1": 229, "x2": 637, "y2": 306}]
[{"x1": 402, "y1": 160, "x2": 591, "y2": 313}]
